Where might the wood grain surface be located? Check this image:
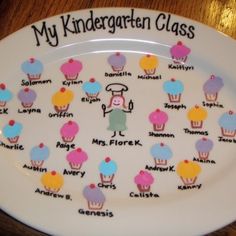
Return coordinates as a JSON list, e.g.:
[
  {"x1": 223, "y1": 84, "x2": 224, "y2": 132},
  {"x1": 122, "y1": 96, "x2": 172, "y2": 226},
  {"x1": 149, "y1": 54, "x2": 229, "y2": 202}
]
[{"x1": 0, "y1": 0, "x2": 235, "y2": 235}]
